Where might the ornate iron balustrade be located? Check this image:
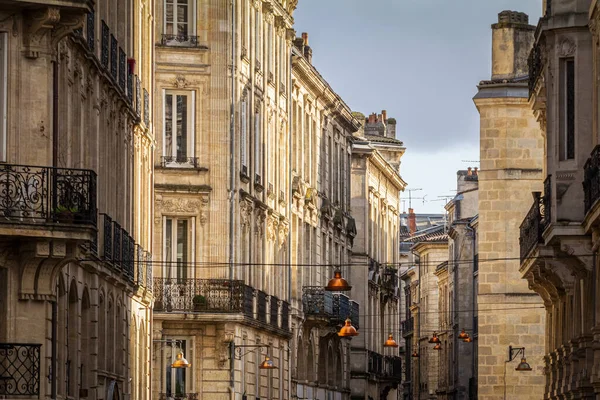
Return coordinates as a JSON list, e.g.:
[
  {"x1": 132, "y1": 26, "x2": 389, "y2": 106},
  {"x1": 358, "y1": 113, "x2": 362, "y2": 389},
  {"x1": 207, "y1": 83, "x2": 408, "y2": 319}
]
[
  {"x1": 113, "y1": 221, "x2": 122, "y2": 270},
  {"x1": 401, "y1": 316, "x2": 414, "y2": 336},
  {"x1": 333, "y1": 293, "x2": 350, "y2": 323},
  {"x1": 161, "y1": 34, "x2": 200, "y2": 47},
  {"x1": 118, "y1": 48, "x2": 126, "y2": 90},
  {"x1": 159, "y1": 393, "x2": 198, "y2": 400},
  {"x1": 528, "y1": 40, "x2": 542, "y2": 98},
  {"x1": 143, "y1": 89, "x2": 150, "y2": 125},
  {"x1": 382, "y1": 356, "x2": 402, "y2": 382},
  {"x1": 145, "y1": 252, "x2": 153, "y2": 291},
  {"x1": 543, "y1": 175, "x2": 551, "y2": 231},
  {"x1": 124, "y1": 233, "x2": 135, "y2": 281},
  {"x1": 153, "y1": 278, "x2": 251, "y2": 313},
  {"x1": 281, "y1": 301, "x2": 289, "y2": 331},
  {"x1": 257, "y1": 290, "x2": 268, "y2": 323},
  {"x1": 101, "y1": 20, "x2": 109, "y2": 69},
  {"x1": 0, "y1": 343, "x2": 41, "y2": 397},
  {"x1": 160, "y1": 156, "x2": 199, "y2": 168},
  {"x1": 135, "y1": 76, "x2": 141, "y2": 116},
  {"x1": 0, "y1": 164, "x2": 97, "y2": 226},
  {"x1": 110, "y1": 34, "x2": 117, "y2": 79},
  {"x1": 584, "y1": 146, "x2": 600, "y2": 214},
  {"x1": 519, "y1": 192, "x2": 544, "y2": 262},
  {"x1": 127, "y1": 73, "x2": 133, "y2": 104},
  {"x1": 270, "y1": 296, "x2": 279, "y2": 328},
  {"x1": 136, "y1": 245, "x2": 144, "y2": 286},
  {"x1": 86, "y1": 11, "x2": 95, "y2": 51},
  {"x1": 102, "y1": 214, "x2": 113, "y2": 260},
  {"x1": 302, "y1": 286, "x2": 334, "y2": 317}
]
